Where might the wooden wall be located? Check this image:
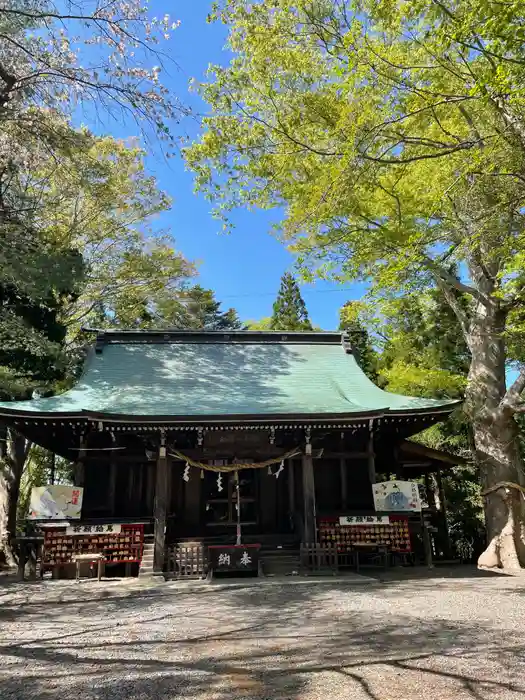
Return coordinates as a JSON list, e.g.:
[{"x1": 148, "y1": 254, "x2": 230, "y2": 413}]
[{"x1": 81, "y1": 448, "x2": 377, "y2": 528}]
